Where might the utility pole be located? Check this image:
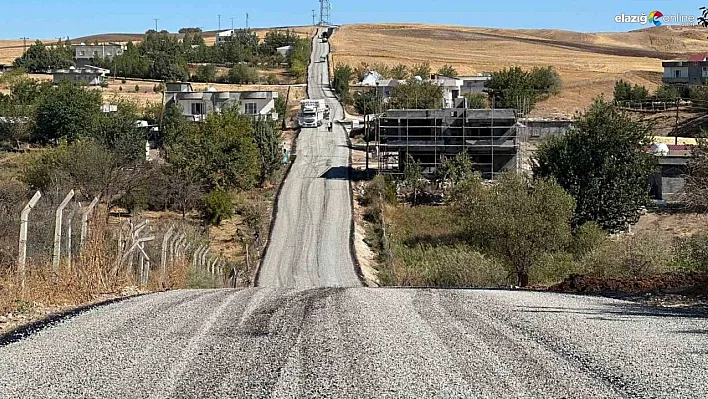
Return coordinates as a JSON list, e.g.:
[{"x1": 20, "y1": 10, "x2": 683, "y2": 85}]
[
  {"x1": 675, "y1": 97, "x2": 680, "y2": 145},
  {"x1": 20, "y1": 37, "x2": 29, "y2": 52},
  {"x1": 231, "y1": 17, "x2": 234, "y2": 30},
  {"x1": 153, "y1": 18, "x2": 159, "y2": 31},
  {"x1": 246, "y1": 13, "x2": 249, "y2": 29},
  {"x1": 218, "y1": 14, "x2": 221, "y2": 31},
  {"x1": 312, "y1": 10, "x2": 316, "y2": 26}
]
